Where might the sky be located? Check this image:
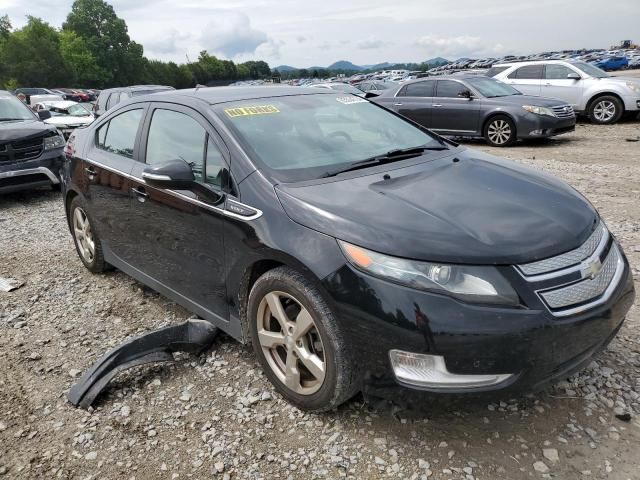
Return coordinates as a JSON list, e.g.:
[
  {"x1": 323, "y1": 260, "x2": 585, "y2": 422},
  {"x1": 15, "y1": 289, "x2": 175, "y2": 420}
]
[{"x1": 1, "y1": 0, "x2": 639, "y2": 67}]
